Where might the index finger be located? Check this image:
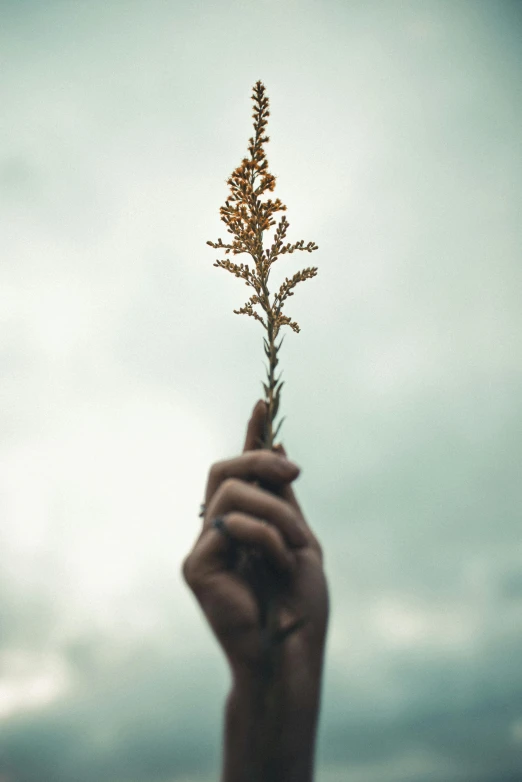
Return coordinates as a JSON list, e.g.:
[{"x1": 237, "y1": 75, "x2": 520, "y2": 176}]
[{"x1": 273, "y1": 443, "x2": 303, "y2": 517}]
